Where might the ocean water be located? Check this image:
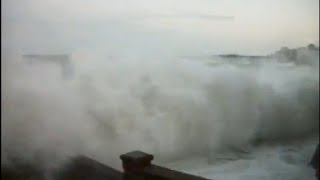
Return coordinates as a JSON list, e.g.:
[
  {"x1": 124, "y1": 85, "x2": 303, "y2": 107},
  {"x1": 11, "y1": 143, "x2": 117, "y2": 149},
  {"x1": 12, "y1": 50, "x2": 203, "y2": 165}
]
[{"x1": 164, "y1": 137, "x2": 318, "y2": 180}]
